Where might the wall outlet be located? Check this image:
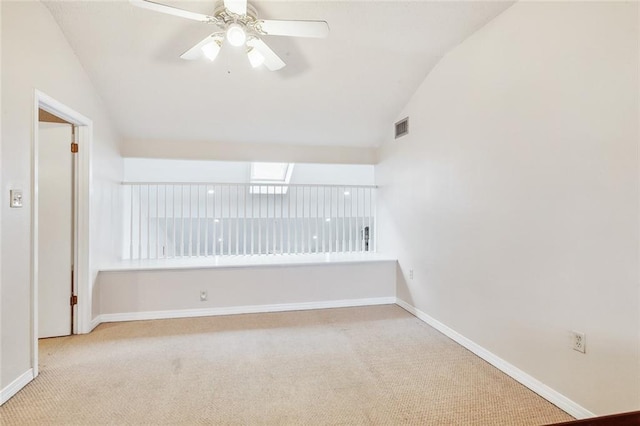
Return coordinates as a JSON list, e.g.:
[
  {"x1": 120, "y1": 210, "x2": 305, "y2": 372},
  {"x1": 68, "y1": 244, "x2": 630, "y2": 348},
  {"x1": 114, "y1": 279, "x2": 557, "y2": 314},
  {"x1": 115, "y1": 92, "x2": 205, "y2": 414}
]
[
  {"x1": 200, "y1": 290, "x2": 208, "y2": 302},
  {"x1": 571, "y1": 331, "x2": 586, "y2": 353},
  {"x1": 409, "y1": 269, "x2": 414, "y2": 280}
]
